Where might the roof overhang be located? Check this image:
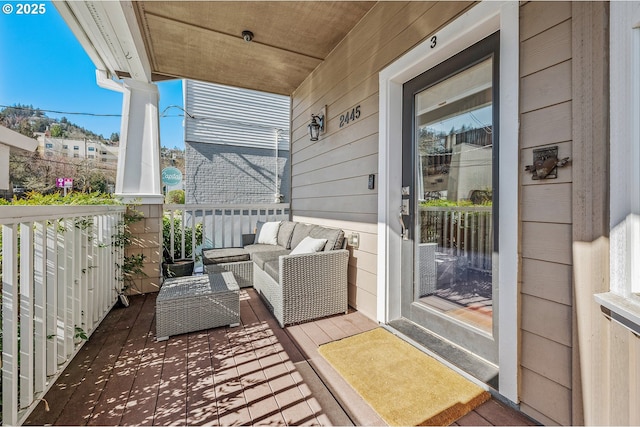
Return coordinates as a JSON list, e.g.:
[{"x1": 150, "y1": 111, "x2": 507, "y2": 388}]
[
  {"x1": 54, "y1": 1, "x2": 375, "y2": 95},
  {"x1": 0, "y1": 126, "x2": 38, "y2": 152},
  {"x1": 54, "y1": 0, "x2": 153, "y2": 82}
]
